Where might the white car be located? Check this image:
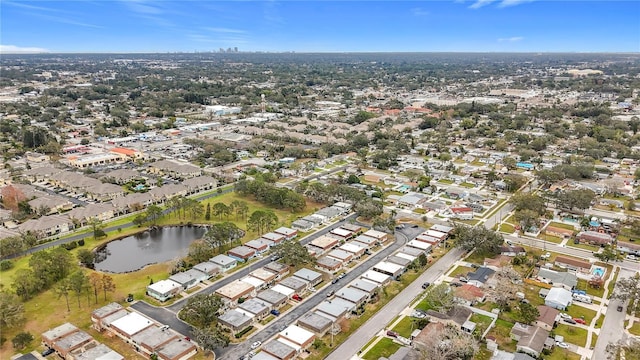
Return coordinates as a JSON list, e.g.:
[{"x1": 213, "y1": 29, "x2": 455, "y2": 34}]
[
  {"x1": 559, "y1": 313, "x2": 572, "y2": 320},
  {"x1": 627, "y1": 254, "x2": 637, "y2": 261},
  {"x1": 556, "y1": 342, "x2": 569, "y2": 349},
  {"x1": 251, "y1": 341, "x2": 262, "y2": 350}
]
